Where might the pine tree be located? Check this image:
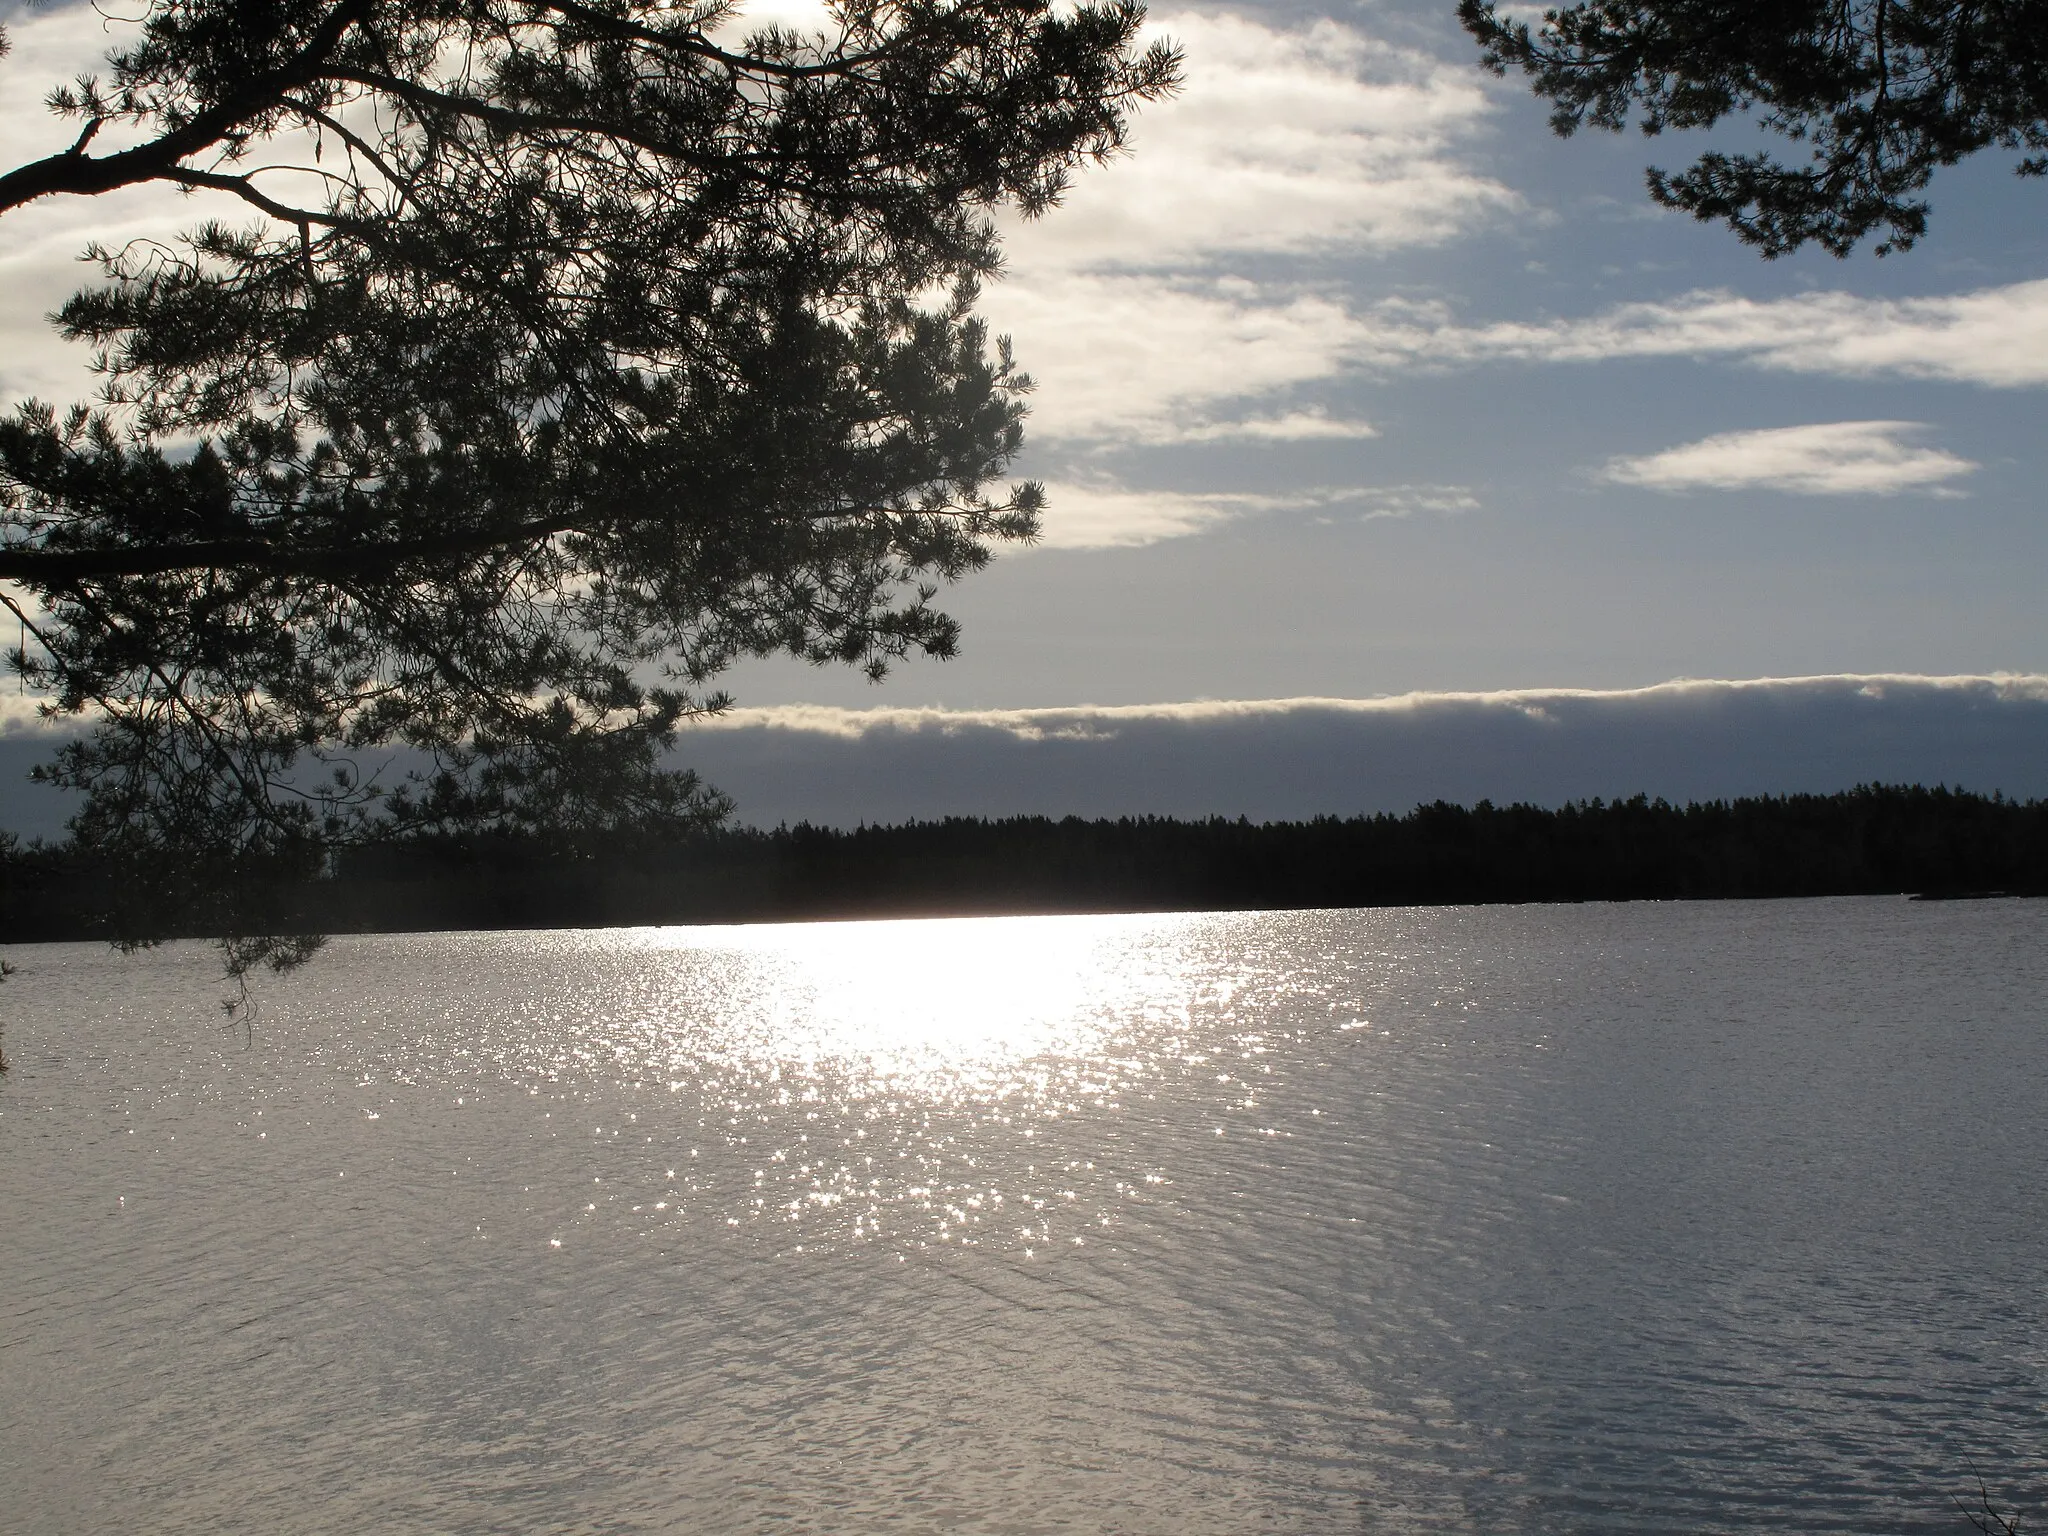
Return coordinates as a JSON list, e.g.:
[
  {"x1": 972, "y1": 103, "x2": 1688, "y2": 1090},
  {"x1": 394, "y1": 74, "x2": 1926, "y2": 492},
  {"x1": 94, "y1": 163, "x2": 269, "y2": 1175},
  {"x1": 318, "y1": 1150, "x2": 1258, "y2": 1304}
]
[
  {"x1": 0, "y1": 0, "x2": 1178, "y2": 937},
  {"x1": 1462, "y1": 0, "x2": 2048, "y2": 255}
]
